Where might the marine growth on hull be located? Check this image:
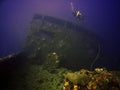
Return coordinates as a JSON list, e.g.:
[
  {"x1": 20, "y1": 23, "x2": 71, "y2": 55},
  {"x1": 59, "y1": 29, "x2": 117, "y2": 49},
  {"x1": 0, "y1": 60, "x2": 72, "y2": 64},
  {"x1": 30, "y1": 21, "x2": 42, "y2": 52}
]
[{"x1": 0, "y1": 15, "x2": 120, "y2": 90}]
